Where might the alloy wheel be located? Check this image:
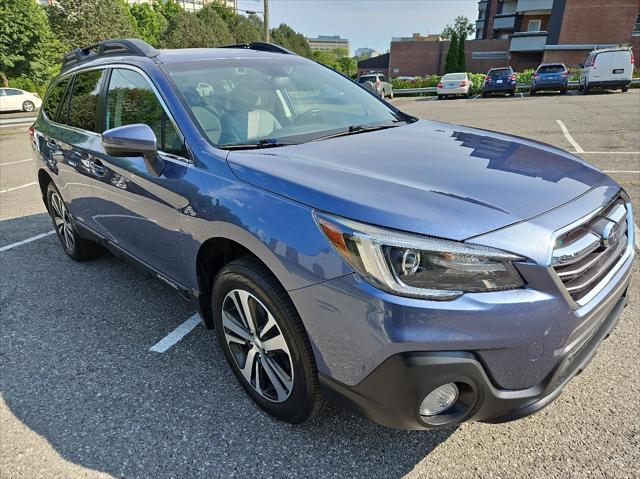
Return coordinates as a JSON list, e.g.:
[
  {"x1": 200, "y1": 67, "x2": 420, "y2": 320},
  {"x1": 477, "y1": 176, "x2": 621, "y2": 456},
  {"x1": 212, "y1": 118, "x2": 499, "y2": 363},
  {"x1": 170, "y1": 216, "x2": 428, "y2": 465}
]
[
  {"x1": 221, "y1": 289, "x2": 294, "y2": 403},
  {"x1": 23, "y1": 101, "x2": 35, "y2": 112},
  {"x1": 50, "y1": 191, "x2": 75, "y2": 252}
]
